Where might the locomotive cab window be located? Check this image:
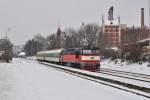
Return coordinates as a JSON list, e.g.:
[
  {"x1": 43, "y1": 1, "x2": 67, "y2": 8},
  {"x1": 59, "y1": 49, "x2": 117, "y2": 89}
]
[{"x1": 83, "y1": 50, "x2": 99, "y2": 54}]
